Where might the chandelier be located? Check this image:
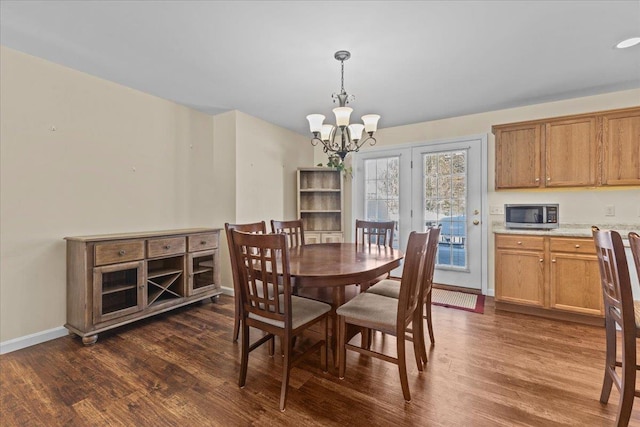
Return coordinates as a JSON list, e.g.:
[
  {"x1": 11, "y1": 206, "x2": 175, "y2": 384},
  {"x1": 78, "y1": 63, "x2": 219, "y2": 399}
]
[{"x1": 306, "y1": 50, "x2": 380, "y2": 161}]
